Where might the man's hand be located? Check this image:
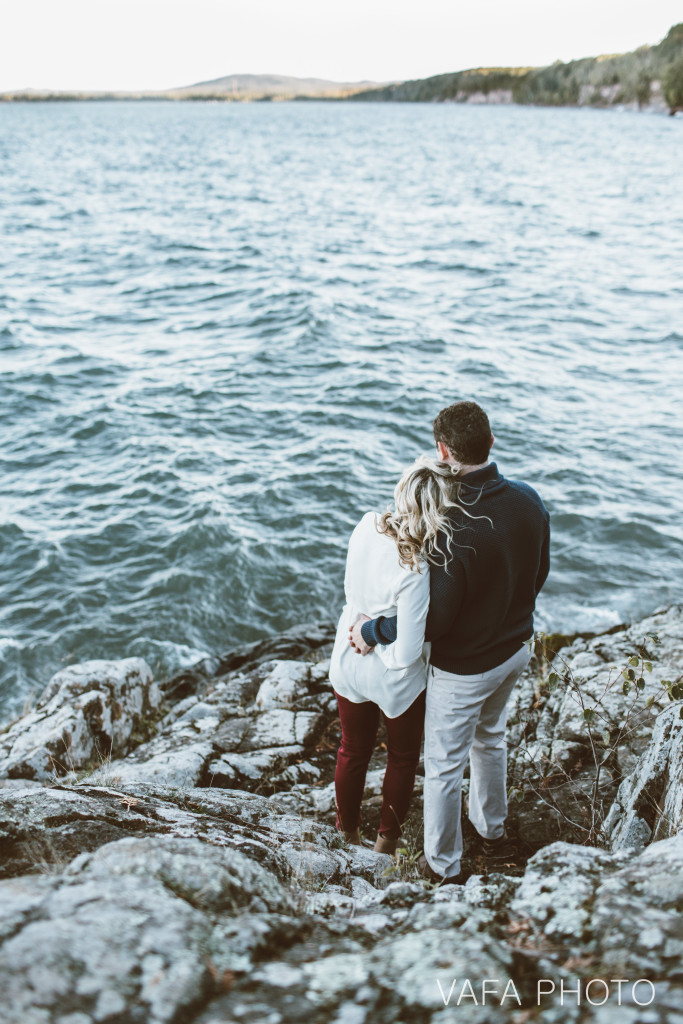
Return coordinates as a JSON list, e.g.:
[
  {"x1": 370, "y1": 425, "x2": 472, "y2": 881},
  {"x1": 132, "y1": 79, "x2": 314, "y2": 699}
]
[{"x1": 349, "y1": 614, "x2": 372, "y2": 656}]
